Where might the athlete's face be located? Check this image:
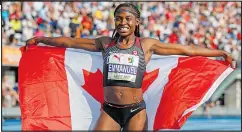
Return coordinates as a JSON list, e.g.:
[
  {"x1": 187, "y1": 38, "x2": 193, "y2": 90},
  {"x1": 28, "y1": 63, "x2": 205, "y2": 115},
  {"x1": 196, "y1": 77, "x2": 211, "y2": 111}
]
[{"x1": 114, "y1": 7, "x2": 140, "y2": 37}]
